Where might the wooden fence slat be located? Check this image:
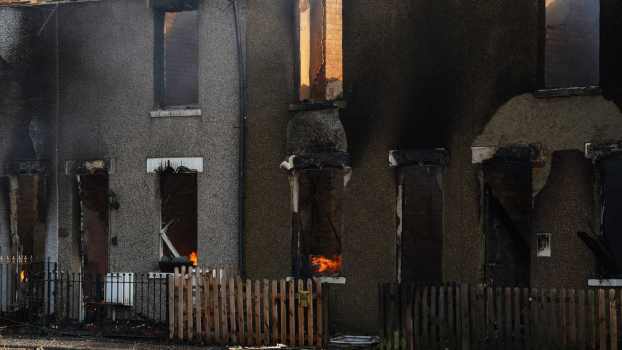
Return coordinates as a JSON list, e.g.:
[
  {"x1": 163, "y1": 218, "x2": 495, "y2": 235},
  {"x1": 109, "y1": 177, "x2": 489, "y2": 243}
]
[
  {"x1": 237, "y1": 277, "x2": 244, "y2": 345},
  {"x1": 229, "y1": 278, "x2": 237, "y2": 344},
  {"x1": 413, "y1": 286, "x2": 421, "y2": 350},
  {"x1": 570, "y1": 288, "x2": 577, "y2": 348},
  {"x1": 610, "y1": 289, "x2": 617, "y2": 350},
  {"x1": 288, "y1": 279, "x2": 295, "y2": 346},
  {"x1": 520, "y1": 288, "x2": 529, "y2": 350},
  {"x1": 577, "y1": 289, "x2": 586, "y2": 350},
  {"x1": 307, "y1": 279, "x2": 314, "y2": 347},
  {"x1": 431, "y1": 286, "x2": 437, "y2": 349},
  {"x1": 447, "y1": 286, "x2": 455, "y2": 350},
  {"x1": 246, "y1": 278, "x2": 253, "y2": 346},
  {"x1": 438, "y1": 285, "x2": 445, "y2": 350},
  {"x1": 504, "y1": 287, "x2": 512, "y2": 348},
  {"x1": 264, "y1": 280, "x2": 271, "y2": 345},
  {"x1": 589, "y1": 289, "x2": 596, "y2": 350},
  {"x1": 186, "y1": 268, "x2": 193, "y2": 341},
  {"x1": 272, "y1": 280, "x2": 279, "y2": 344},
  {"x1": 255, "y1": 280, "x2": 262, "y2": 345},
  {"x1": 461, "y1": 284, "x2": 470, "y2": 350},
  {"x1": 196, "y1": 270, "x2": 203, "y2": 341},
  {"x1": 177, "y1": 268, "x2": 184, "y2": 340},
  {"x1": 468, "y1": 285, "x2": 476, "y2": 350},
  {"x1": 281, "y1": 279, "x2": 287, "y2": 344},
  {"x1": 528, "y1": 288, "x2": 537, "y2": 350},
  {"x1": 297, "y1": 279, "x2": 305, "y2": 347},
  {"x1": 599, "y1": 289, "x2": 606, "y2": 350},
  {"x1": 512, "y1": 287, "x2": 523, "y2": 349},
  {"x1": 422, "y1": 286, "x2": 429, "y2": 350},
  {"x1": 168, "y1": 274, "x2": 175, "y2": 339},
  {"x1": 213, "y1": 273, "x2": 221, "y2": 344},
  {"x1": 315, "y1": 279, "x2": 323, "y2": 348},
  {"x1": 205, "y1": 274, "x2": 213, "y2": 344},
  {"x1": 561, "y1": 288, "x2": 568, "y2": 349},
  {"x1": 220, "y1": 271, "x2": 228, "y2": 344}
]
